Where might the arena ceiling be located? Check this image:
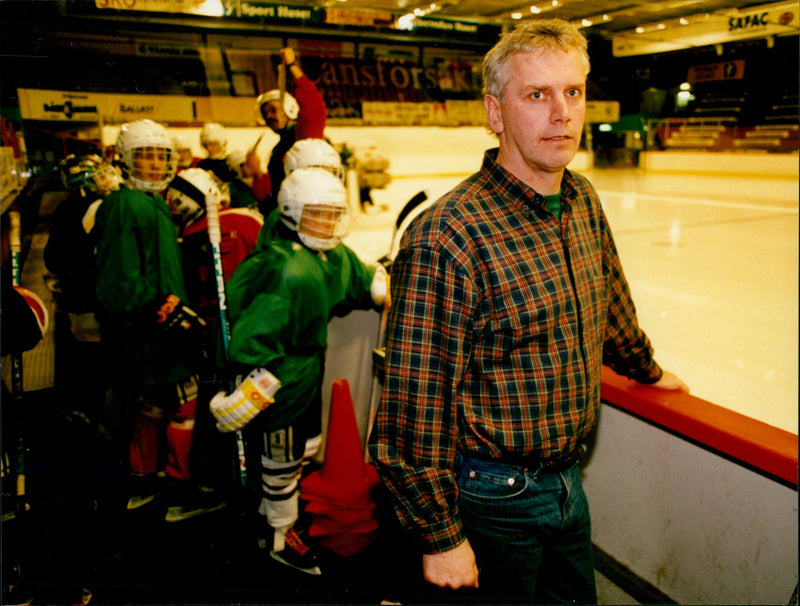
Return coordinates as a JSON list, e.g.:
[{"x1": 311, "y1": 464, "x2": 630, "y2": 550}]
[{"x1": 314, "y1": 0, "x2": 787, "y2": 34}]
